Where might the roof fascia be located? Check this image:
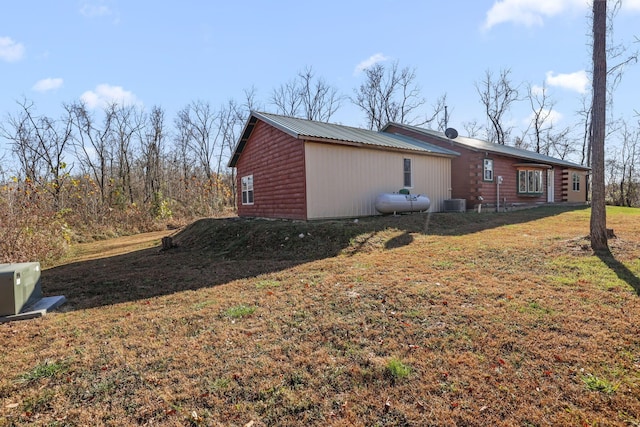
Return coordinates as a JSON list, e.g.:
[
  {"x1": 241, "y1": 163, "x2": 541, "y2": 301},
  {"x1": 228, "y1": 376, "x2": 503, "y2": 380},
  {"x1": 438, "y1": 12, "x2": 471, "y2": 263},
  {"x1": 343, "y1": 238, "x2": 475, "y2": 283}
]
[
  {"x1": 228, "y1": 111, "x2": 305, "y2": 168},
  {"x1": 227, "y1": 114, "x2": 258, "y2": 168},
  {"x1": 302, "y1": 138, "x2": 458, "y2": 158},
  {"x1": 251, "y1": 111, "x2": 301, "y2": 139},
  {"x1": 384, "y1": 122, "x2": 590, "y2": 170}
]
